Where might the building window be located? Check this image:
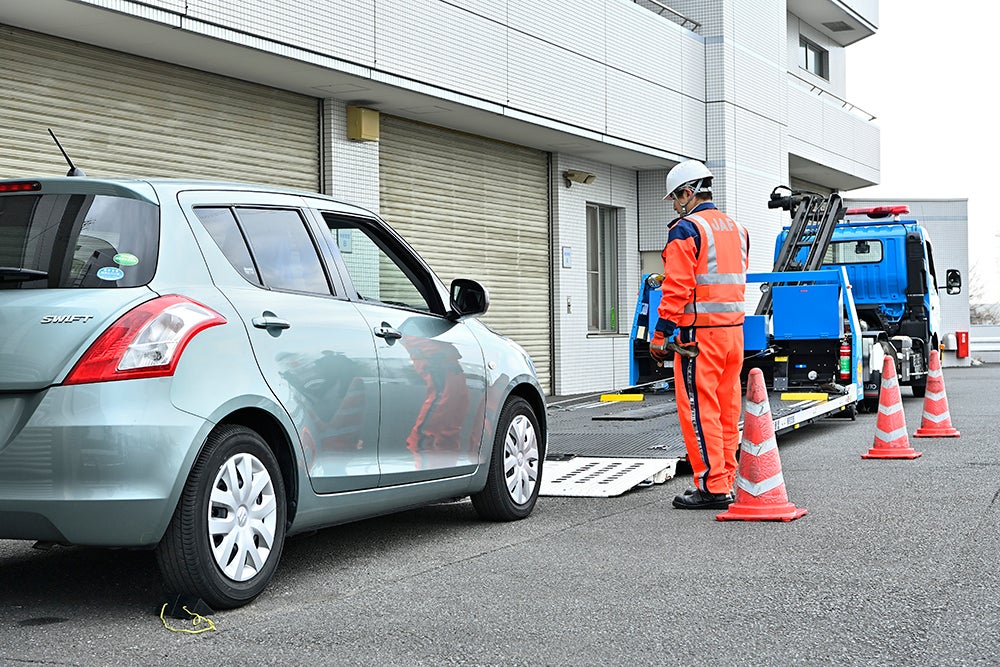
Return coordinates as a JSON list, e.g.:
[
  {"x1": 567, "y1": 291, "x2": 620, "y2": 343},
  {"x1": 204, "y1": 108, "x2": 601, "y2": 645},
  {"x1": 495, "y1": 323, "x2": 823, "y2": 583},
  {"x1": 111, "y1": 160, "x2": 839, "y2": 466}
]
[
  {"x1": 799, "y1": 36, "x2": 828, "y2": 79},
  {"x1": 587, "y1": 204, "x2": 619, "y2": 332}
]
